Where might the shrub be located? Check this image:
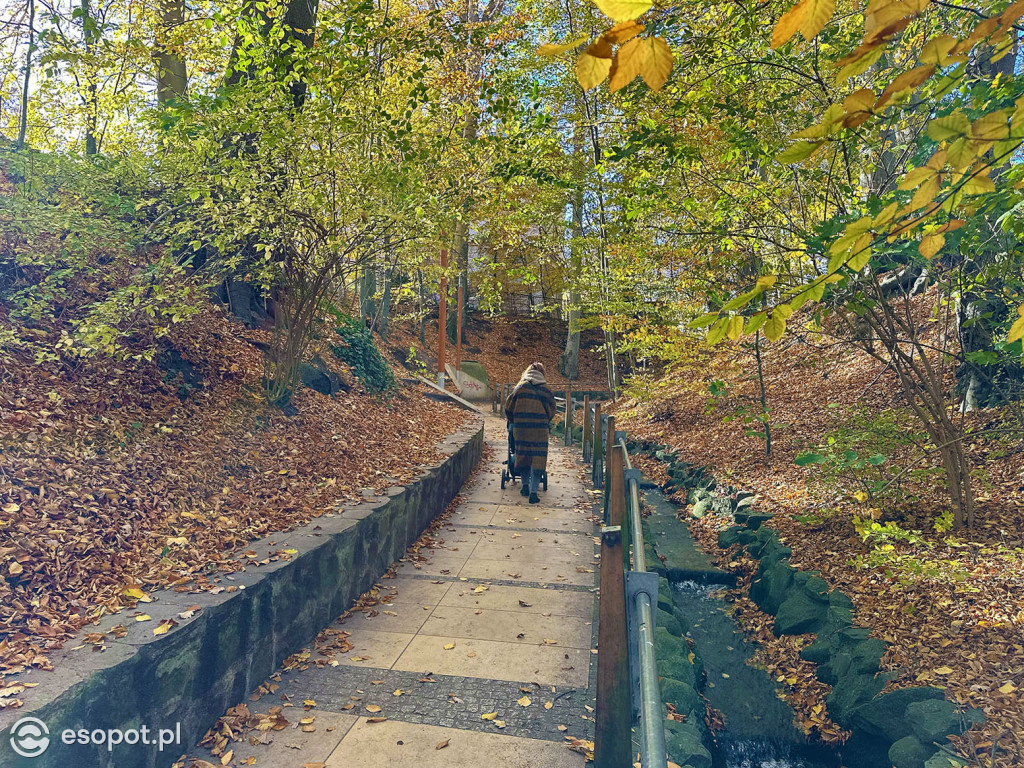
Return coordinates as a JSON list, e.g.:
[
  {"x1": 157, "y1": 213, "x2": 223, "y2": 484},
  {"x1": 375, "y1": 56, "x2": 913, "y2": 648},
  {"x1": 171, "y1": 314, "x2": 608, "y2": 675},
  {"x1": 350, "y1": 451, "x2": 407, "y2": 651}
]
[{"x1": 330, "y1": 313, "x2": 395, "y2": 395}]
